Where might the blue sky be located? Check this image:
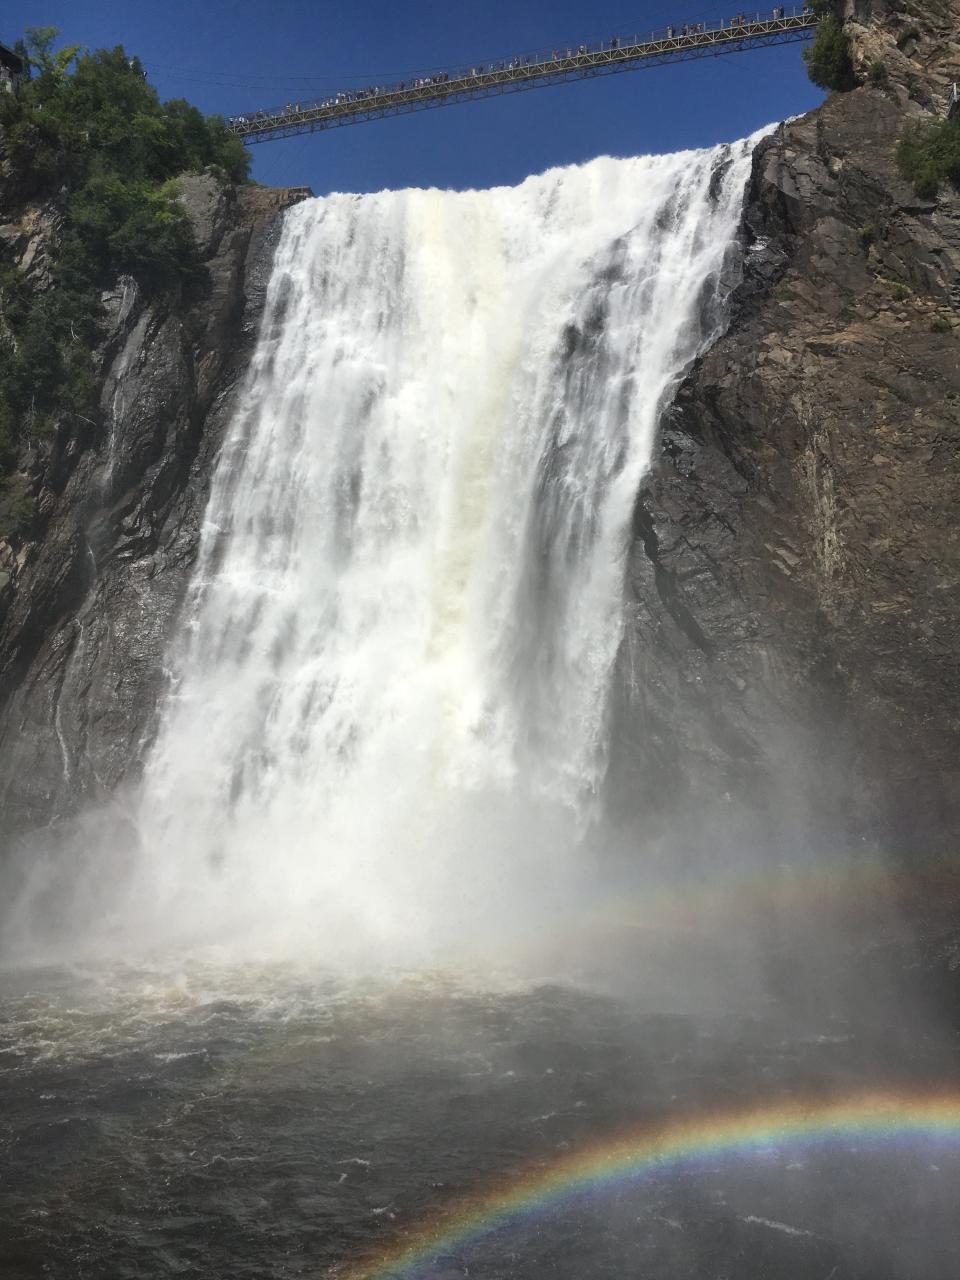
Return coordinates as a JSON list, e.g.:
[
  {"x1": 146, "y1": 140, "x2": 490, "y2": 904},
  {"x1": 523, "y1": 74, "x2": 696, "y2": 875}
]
[{"x1": 5, "y1": 1, "x2": 823, "y2": 194}]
